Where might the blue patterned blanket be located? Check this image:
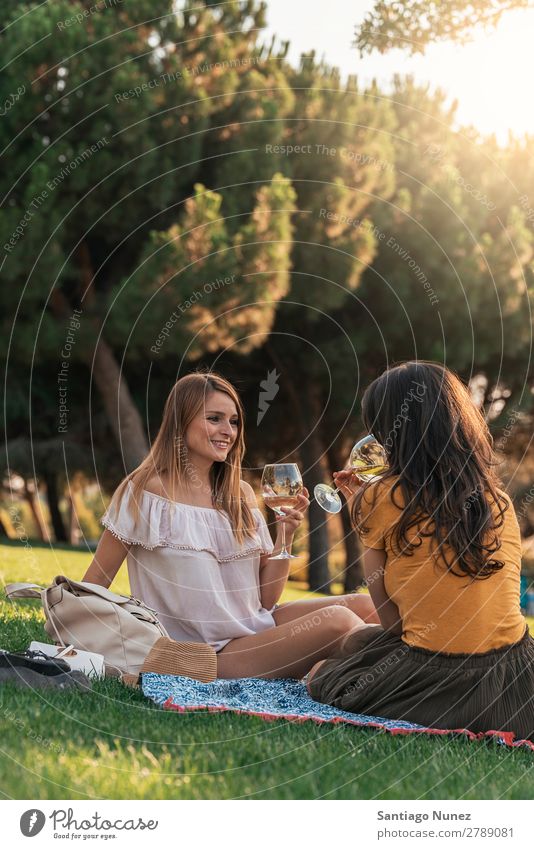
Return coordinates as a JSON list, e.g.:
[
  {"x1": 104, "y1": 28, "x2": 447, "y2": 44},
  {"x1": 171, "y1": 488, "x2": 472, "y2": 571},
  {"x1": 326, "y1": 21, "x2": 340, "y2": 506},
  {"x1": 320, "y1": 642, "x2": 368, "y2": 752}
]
[{"x1": 141, "y1": 674, "x2": 534, "y2": 750}]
